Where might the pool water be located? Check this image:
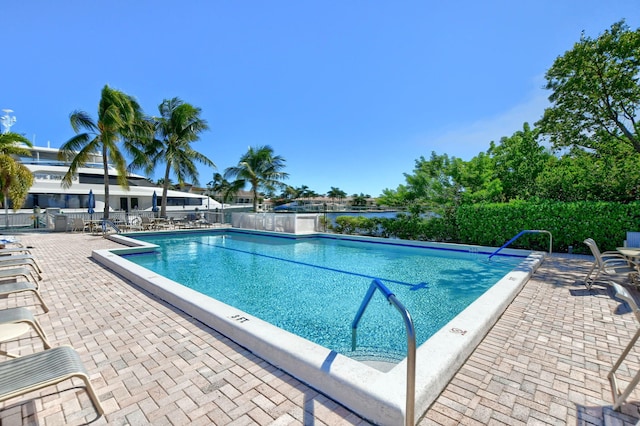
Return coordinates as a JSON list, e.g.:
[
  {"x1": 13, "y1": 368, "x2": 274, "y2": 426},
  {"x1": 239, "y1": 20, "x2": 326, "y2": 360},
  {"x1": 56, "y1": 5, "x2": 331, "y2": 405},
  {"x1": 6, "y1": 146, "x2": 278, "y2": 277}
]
[{"x1": 126, "y1": 232, "x2": 522, "y2": 359}]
